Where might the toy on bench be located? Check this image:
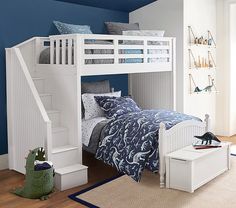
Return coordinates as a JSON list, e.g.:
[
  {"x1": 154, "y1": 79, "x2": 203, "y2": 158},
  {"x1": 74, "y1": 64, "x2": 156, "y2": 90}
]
[{"x1": 194, "y1": 132, "x2": 221, "y2": 145}]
